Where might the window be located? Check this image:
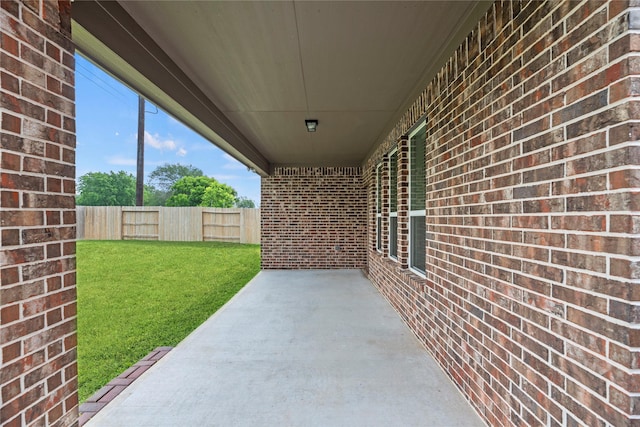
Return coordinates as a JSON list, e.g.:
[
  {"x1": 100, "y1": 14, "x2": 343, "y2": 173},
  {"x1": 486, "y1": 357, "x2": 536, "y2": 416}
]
[
  {"x1": 376, "y1": 163, "x2": 382, "y2": 252},
  {"x1": 389, "y1": 150, "x2": 398, "y2": 260},
  {"x1": 409, "y1": 125, "x2": 426, "y2": 274}
]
